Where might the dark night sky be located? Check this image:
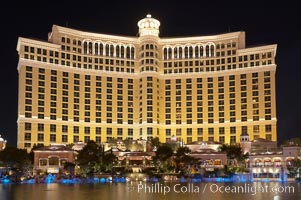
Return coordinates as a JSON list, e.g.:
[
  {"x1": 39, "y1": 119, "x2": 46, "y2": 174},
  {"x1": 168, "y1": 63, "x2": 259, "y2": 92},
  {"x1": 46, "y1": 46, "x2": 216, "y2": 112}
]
[{"x1": 0, "y1": 1, "x2": 300, "y2": 147}]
